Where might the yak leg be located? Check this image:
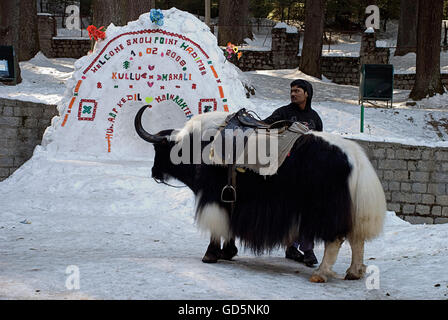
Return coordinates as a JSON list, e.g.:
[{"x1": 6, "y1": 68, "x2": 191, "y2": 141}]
[
  {"x1": 221, "y1": 238, "x2": 238, "y2": 260},
  {"x1": 202, "y1": 237, "x2": 222, "y2": 263},
  {"x1": 310, "y1": 237, "x2": 344, "y2": 283},
  {"x1": 345, "y1": 237, "x2": 367, "y2": 280}
]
